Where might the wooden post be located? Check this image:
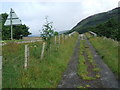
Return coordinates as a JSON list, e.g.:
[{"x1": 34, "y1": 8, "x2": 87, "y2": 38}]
[
  {"x1": 10, "y1": 8, "x2": 13, "y2": 40},
  {"x1": 62, "y1": 34, "x2": 63, "y2": 39},
  {"x1": 62, "y1": 34, "x2": 64, "y2": 43},
  {"x1": 59, "y1": 35, "x2": 60, "y2": 44},
  {"x1": 24, "y1": 45, "x2": 29, "y2": 69},
  {"x1": 41, "y1": 42, "x2": 45, "y2": 59},
  {"x1": 69, "y1": 34, "x2": 71, "y2": 38},
  {"x1": 28, "y1": 46, "x2": 29, "y2": 59},
  {"x1": 55, "y1": 36, "x2": 56, "y2": 44}
]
